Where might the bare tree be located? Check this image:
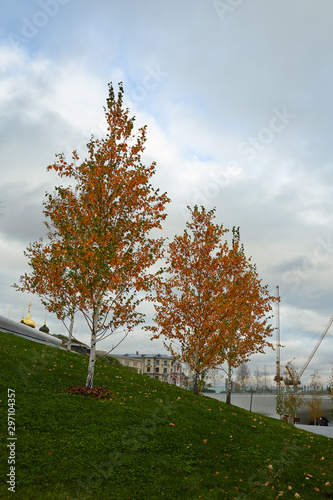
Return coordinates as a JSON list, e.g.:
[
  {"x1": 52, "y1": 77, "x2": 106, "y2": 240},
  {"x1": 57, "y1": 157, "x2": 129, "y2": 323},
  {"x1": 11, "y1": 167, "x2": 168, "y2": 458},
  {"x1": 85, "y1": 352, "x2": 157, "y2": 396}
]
[
  {"x1": 205, "y1": 368, "x2": 224, "y2": 392},
  {"x1": 253, "y1": 366, "x2": 263, "y2": 391},
  {"x1": 263, "y1": 365, "x2": 268, "y2": 391},
  {"x1": 327, "y1": 366, "x2": 333, "y2": 398},
  {"x1": 236, "y1": 362, "x2": 251, "y2": 391},
  {"x1": 308, "y1": 371, "x2": 323, "y2": 425},
  {"x1": 276, "y1": 362, "x2": 305, "y2": 425}
]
